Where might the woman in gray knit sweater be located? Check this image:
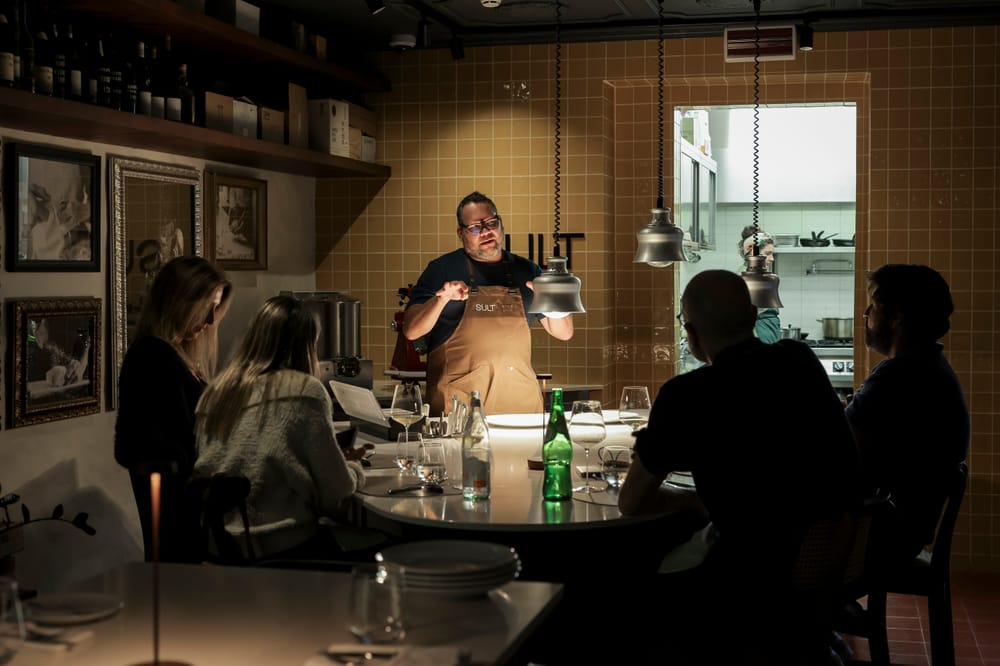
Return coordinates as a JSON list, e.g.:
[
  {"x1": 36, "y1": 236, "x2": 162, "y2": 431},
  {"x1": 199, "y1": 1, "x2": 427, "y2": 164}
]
[{"x1": 194, "y1": 295, "x2": 374, "y2": 559}]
